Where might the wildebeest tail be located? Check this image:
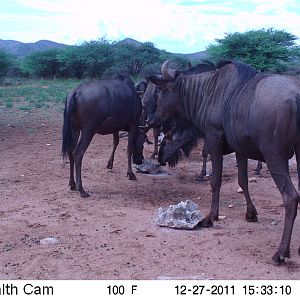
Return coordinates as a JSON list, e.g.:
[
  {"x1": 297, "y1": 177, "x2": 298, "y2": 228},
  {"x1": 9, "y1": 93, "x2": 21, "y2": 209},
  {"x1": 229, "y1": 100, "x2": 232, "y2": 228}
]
[
  {"x1": 296, "y1": 94, "x2": 300, "y2": 131},
  {"x1": 62, "y1": 92, "x2": 76, "y2": 160}
]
